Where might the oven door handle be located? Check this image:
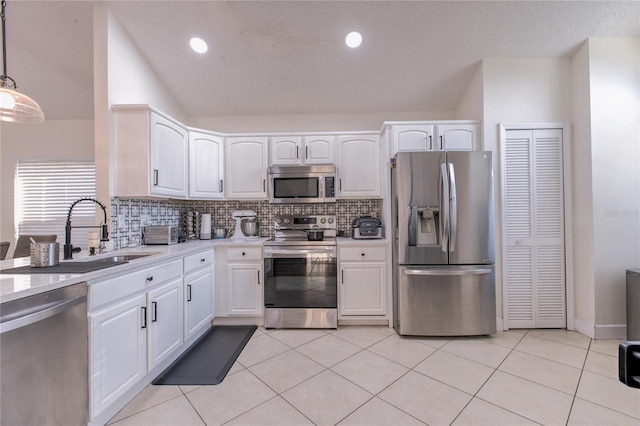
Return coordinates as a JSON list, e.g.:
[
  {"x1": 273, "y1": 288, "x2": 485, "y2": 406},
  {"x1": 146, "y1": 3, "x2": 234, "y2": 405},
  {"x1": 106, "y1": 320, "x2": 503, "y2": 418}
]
[{"x1": 264, "y1": 248, "x2": 336, "y2": 258}]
